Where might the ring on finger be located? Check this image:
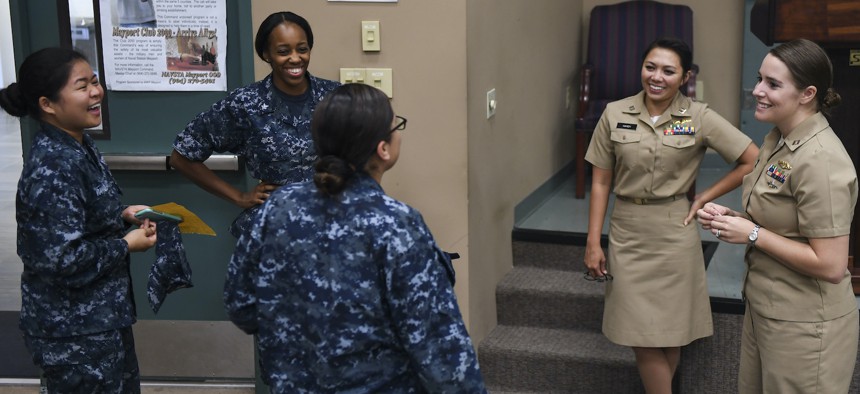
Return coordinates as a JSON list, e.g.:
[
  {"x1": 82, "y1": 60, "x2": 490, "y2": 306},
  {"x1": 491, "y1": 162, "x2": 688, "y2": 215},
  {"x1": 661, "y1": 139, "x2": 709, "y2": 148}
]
[{"x1": 716, "y1": 229, "x2": 721, "y2": 238}]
